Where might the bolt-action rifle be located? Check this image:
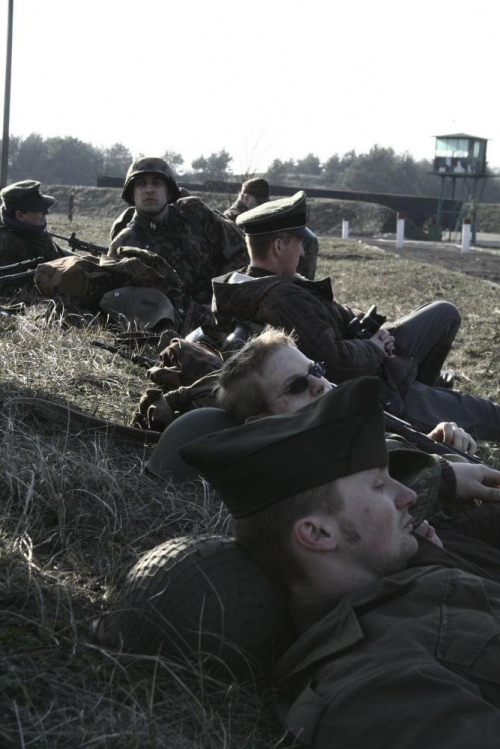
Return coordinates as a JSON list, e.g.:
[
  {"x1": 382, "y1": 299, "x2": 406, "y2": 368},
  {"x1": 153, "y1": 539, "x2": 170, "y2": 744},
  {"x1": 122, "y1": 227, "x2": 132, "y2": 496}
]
[
  {"x1": 92, "y1": 340, "x2": 159, "y2": 368},
  {"x1": 0, "y1": 256, "x2": 45, "y2": 276},
  {"x1": 51, "y1": 231, "x2": 107, "y2": 256},
  {"x1": 384, "y1": 410, "x2": 483, "y2": 464}
]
